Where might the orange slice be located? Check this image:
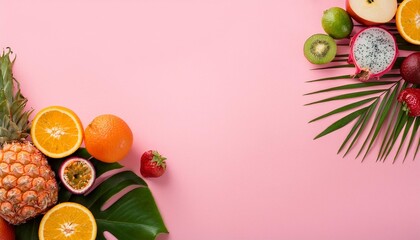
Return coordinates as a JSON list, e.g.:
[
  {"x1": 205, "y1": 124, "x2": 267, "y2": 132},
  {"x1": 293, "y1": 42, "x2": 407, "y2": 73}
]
[
  {"x1": 31, "y1": 106, "x2": 84, "y2": 158},
  {"x1": 396, "y1": 0, "x2": 420, "y2": 45},
  {"x1": 38, "y1": 202, "x2": 97, "y2": 240}
]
